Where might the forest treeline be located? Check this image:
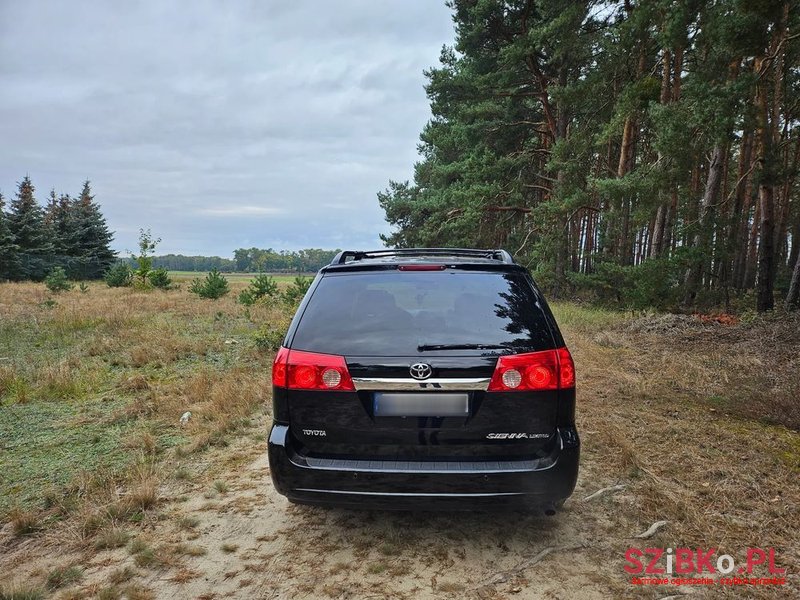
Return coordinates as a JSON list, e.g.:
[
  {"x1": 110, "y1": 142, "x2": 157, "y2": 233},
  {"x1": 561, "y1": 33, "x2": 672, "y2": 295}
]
[
  {"x1": 127, "y1": 248, "x2": 340, "y2": 273},
  {"x1": 0, "y1": 176, "x2": 115, "y2": 281},
  {"x1": 231, "y1": 248, "x2": 339, "y2": 273},
  {"x1": 378, "y1": 0, "x2": 800, "y2": 311}
]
